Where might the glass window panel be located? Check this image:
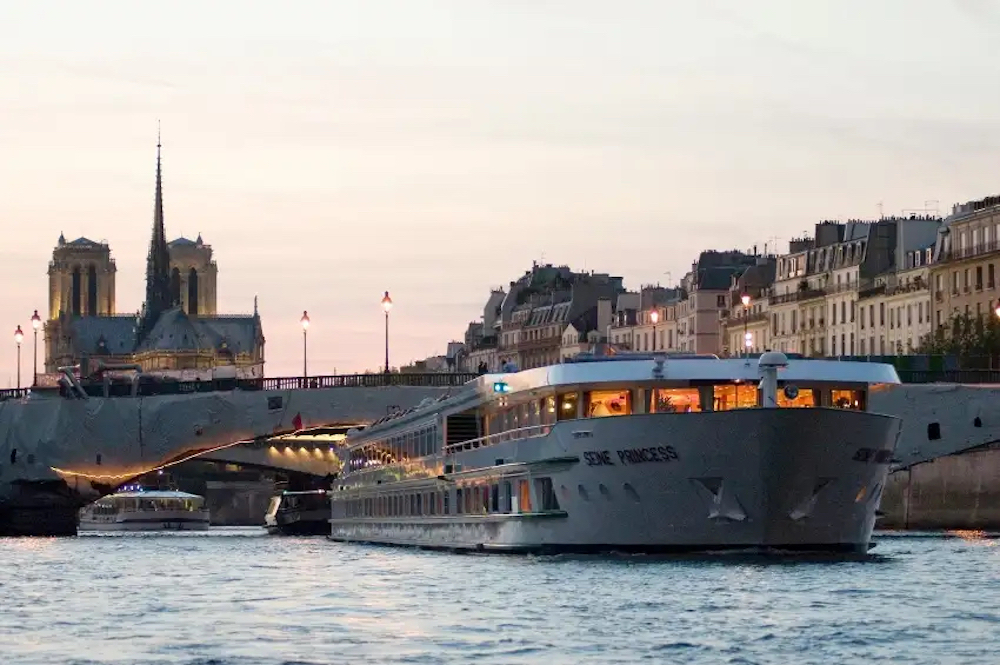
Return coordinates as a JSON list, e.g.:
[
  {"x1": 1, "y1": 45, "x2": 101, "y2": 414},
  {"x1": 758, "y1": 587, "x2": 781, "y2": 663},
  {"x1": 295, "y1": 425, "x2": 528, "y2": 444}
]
[
  {"x1": 777, "y1": 388, "x2": 816, "y2": 408},
  {"x1": 713, "y1": 384, "x2": 758, "y2": 411},
  {"x1": 650, "y1": 388, "x2": 702, "y2": 413},
  {"x1": 587, "y1": 390, "x2": 631, "y2": 417}
]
